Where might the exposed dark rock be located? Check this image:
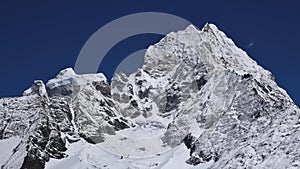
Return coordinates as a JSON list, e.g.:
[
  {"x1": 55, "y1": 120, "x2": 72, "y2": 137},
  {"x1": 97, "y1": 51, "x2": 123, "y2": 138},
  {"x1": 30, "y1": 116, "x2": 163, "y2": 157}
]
[
  {"x1": 79, "y1": 132, "x2": 104, "y2": 144},
  {"x1": 252, "y1": 111, "x2": 261, "y2": 119},
  {"x1": 104, "y1": 109, "x2": 116, "y2": 117},
  {"x1": 21, "y1": 154, "x2": 45, "y2": 169},
  {"x1": 242, "y1": 73, "x2": 252, "y2": 79},
  {"x1": 128, "y1": 84, "x2": 134, "y2": 95},
  {"x1": 196, "y1": 76, "x2": 207, "y2": 90},
  {"x1": 130, "y1": 100, "x2": 138, "y2": 108},
  {"x1": 105, "y1": 99, "x2": 115, "y2": 107},
  {"x1": 138, "y1": 88, "x2": 150, "y2": 99},
  {"x1": 112, "y1": 119, "x2": 130, "y2": 130},
  {"x1": 183, "y1": 133, "x2": 196, "y2": 149},
  {"x1": 93, "y1": 81, "x2": 111, "y2": 97},
  {"x1": 47, "y1": 85, "x2": 80, "y2": 97},
  {"x1": 256, "y1": 81, "x2": 269, "y2": 93},
  {"x1": 164, "y1": 92, "x2": 180, "y2": 112},
  {"x1": 186, "y1": 156, "x2": 201, "y2": 166}
]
